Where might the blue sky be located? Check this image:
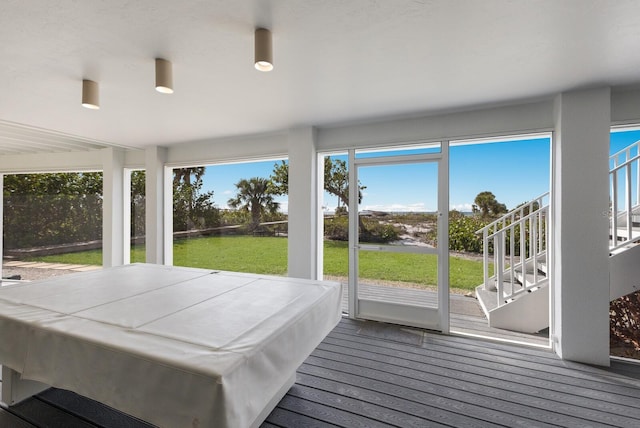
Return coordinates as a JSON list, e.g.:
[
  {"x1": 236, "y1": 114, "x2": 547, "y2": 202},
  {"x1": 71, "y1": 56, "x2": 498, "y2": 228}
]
[
  {"x1": 611, "y1": 128, "x2": 640, "y2": 159},
  {"x1": 196, "y1": 130, "x2": 640, "y2": 213}
]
